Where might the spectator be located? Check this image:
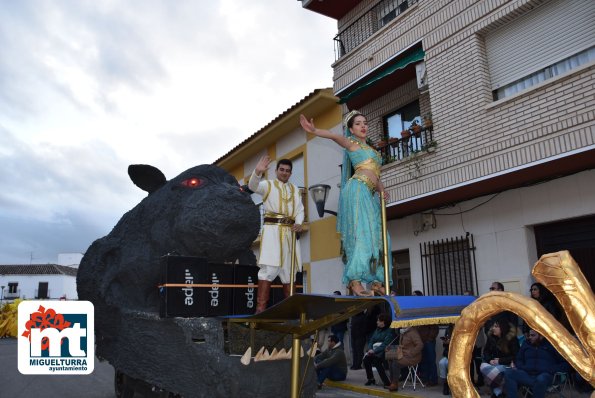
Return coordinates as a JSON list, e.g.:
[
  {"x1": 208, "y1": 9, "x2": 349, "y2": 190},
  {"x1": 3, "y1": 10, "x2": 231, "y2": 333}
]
[
  {"x1": 504, "y1": 330, "x2": 569, "y2": 398},
  {"x1": 463, "y1": 289, "x2": 485, "y2": 387},
  {"x1": 530, "y1": 283, "x2": 571, "y2": 331},
  {"x1": 349, "y1": 311, "x2": 366, "y2": 370},
  {"x1": 438, "y1": 324, "x2": 454, "y2": 395},
  {"x1": 480, "y1": 321, "x2": 519, "y2": 398},
  {"x1": 417, "y1": 323, "x2": 439, "y2": 386},
  {"x1": 385, "y1": 326, "x2": 423, "y2": 392},
  {"x1": 314, "y1": 334, "x2": 348, "y2": 389},
  {"x1": 362, "y1": 313, "x2": 394, "y2": 387},
  {"x1": 330, "y1": 291, "x2": 348, "y2": 344},
  {"x1": 485, "y1": 282, "x2": 518, "y2": 331},
  {"x1": 530, "y1": 283, "x2": 559, "y2": 318}
]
